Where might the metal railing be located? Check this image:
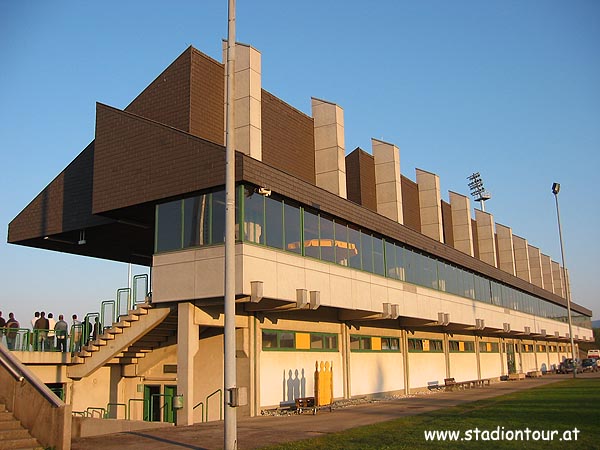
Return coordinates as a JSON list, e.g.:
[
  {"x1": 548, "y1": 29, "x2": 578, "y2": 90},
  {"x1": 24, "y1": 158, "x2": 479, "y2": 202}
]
[
  {"x1": 2, "y1": 273, "x2": 150, "y2": 354},
  {"x1": 193, "y1": 401, "x2": 204, "y2": 422},
  {"x1": 127, "y1": 398, "x2": 148, "y2": 421},
  {"x1": 205, "y1": 389, "x2": 223, "y2": 422}
]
